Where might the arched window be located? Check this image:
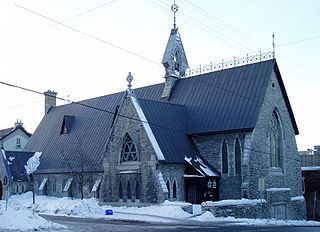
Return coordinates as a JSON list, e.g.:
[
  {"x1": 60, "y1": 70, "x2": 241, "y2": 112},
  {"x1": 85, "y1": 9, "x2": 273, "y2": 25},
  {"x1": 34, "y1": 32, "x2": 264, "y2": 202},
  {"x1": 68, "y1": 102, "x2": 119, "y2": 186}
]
[
  {"x1": 270, "y1": 110, "x2": 282, "y2": 168},
  {"x1": 127, "y1": 181, "x2": 132, "y2": 200},
  {"x1": 235, "y1": 138, "x2": 241, "y2": 175},
  {"x1": 222, "y1": 140, "x2": 228, "y2": 174},
  {"x1": 172, "y1": 180, "x2": 177, "y2": 199},
  {"x1": 119, "y1": 181, "x2": 123, "y2": 200},
  {"x1": 166, "y1": 180, "x2": 170, "y2": 199},
  {"x1": 120, "y1": 133, "x2": 138, "y2": 162},
  {"x1": 135, "y1": 181, "x2": 140, "y2": 200}
]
